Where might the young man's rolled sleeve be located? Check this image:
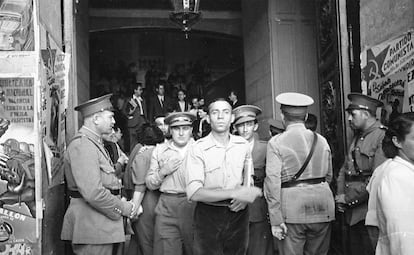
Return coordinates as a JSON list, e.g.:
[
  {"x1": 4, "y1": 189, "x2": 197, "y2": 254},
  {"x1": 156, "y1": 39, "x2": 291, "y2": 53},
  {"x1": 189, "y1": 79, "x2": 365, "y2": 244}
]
[{"x1": 185, "y1": 145, "x2": 205, "y2": 200}]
